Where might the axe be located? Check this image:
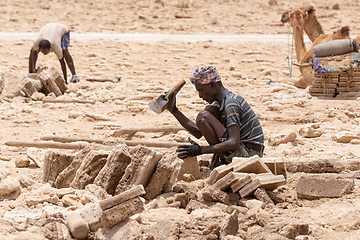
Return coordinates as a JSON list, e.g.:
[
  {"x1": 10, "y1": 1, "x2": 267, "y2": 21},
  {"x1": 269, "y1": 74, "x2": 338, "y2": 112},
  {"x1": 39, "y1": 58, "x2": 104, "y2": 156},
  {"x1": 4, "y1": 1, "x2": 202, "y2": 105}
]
[{"x1": 148, "y1": 80, "x2": 186, "y2": 114}]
